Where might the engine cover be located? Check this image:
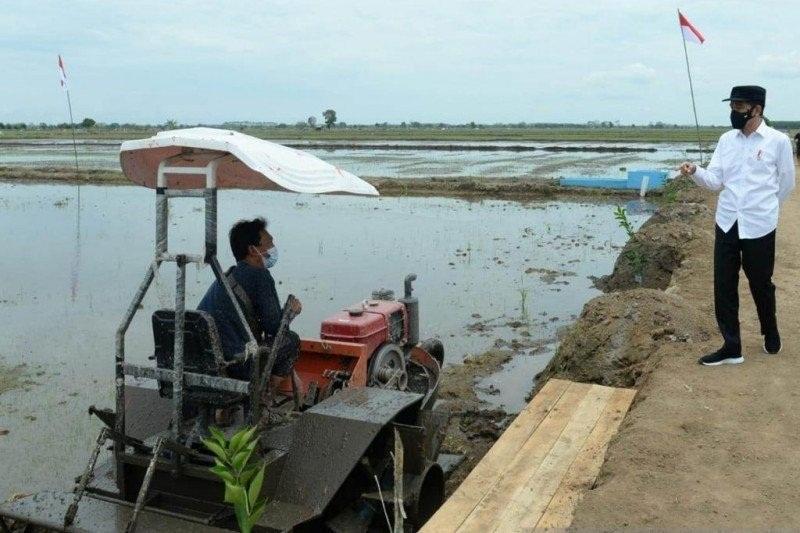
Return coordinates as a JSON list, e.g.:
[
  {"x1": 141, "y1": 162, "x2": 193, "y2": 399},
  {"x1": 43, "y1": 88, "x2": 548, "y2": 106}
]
[{"x1": 321, "y1": 300, "x2": 406, "y2": 354}]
